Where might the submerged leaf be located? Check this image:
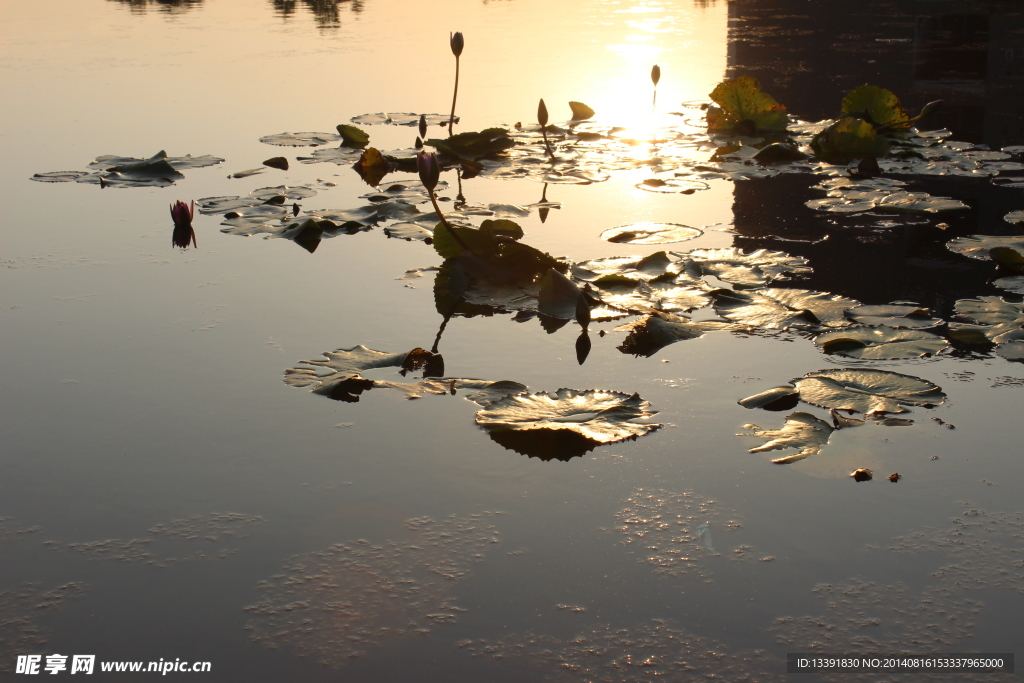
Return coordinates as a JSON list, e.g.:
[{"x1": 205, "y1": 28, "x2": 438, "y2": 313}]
[{"x1": 738, "y1": 412, "x2": 834, "y2": 464}]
